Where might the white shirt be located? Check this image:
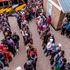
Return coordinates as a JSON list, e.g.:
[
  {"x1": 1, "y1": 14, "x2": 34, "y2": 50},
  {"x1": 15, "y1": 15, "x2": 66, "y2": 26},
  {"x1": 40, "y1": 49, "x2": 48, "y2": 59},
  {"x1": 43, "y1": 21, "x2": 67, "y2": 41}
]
[{"x1": 46, "y1": 42, "x2": 52, "y2": 50}]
